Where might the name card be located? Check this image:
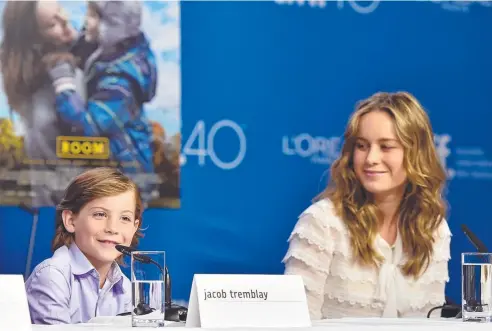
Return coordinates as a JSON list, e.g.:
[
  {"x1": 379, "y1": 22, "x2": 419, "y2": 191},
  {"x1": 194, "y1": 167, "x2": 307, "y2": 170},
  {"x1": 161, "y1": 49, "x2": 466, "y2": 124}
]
[
  {"x1": 0, "y1": 275, "x2": 32, "y2": 331},
  {"x1": 185, "y1": 274, "x2": 311, "y2": 328}
]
